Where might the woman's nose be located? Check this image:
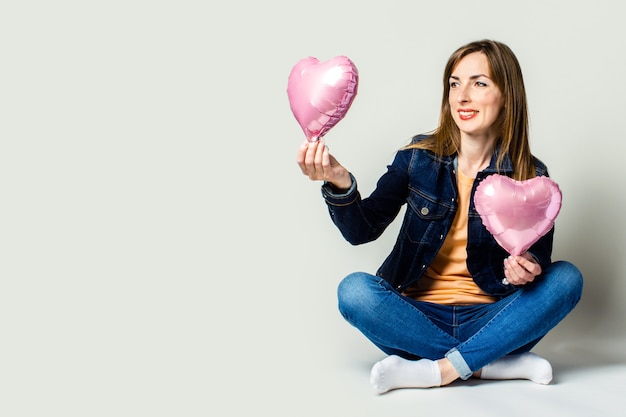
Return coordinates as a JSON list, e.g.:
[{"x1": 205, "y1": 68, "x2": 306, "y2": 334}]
[{"x1": 457, "y1": 87, "x2": 470, "y2": 103}]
